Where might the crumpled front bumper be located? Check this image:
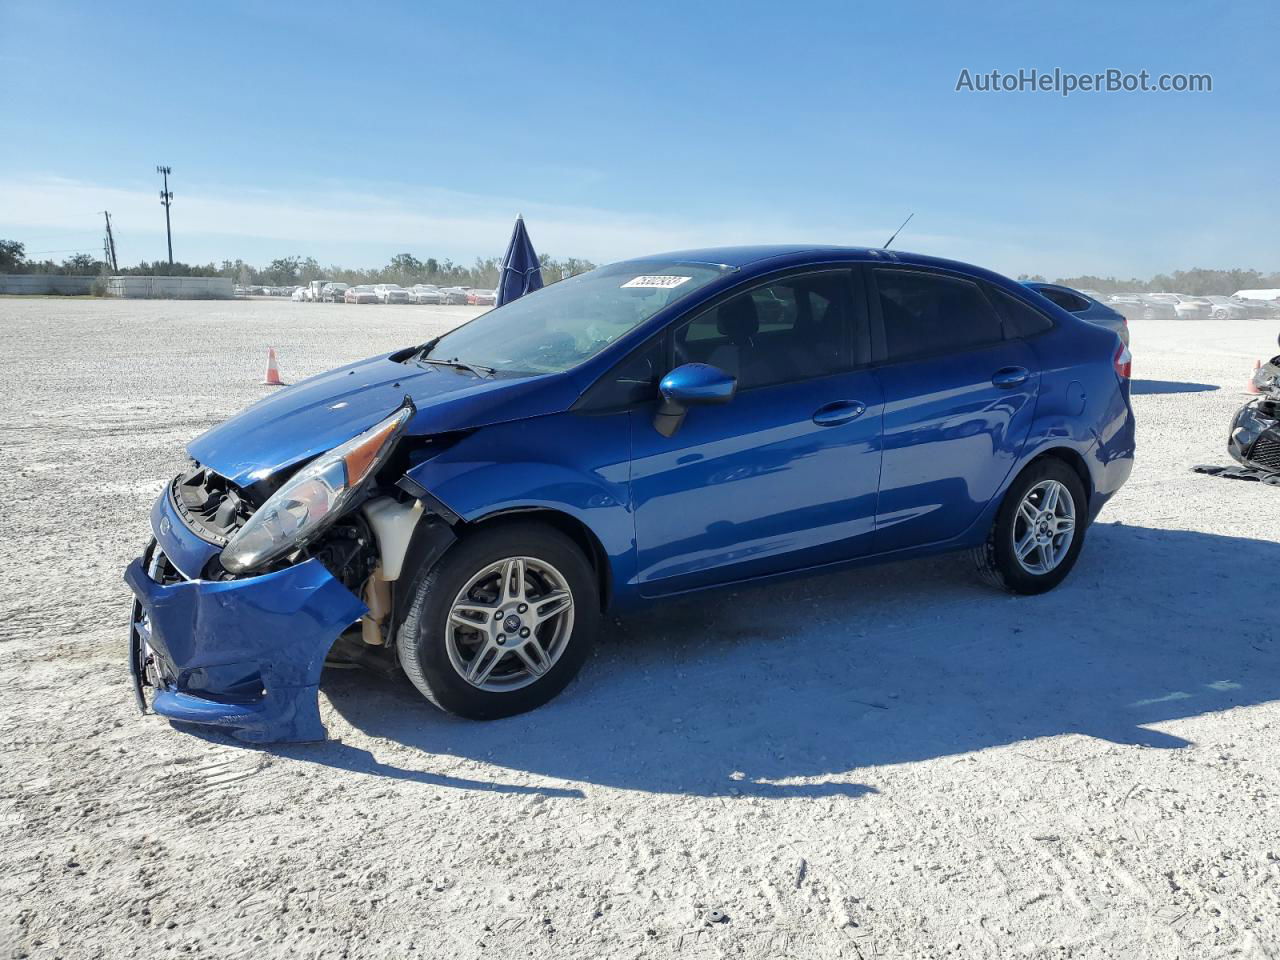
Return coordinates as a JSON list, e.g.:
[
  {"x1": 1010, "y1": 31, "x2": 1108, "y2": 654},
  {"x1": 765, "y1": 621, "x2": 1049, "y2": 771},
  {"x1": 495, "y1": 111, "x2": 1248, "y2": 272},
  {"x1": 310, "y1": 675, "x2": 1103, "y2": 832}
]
[
  {"x1": 1228, "y1": 398, "x2": 1280, "y2": 474},
  {"x1": 124, "y1": 486, "x2": 367, "y2": 743}
]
